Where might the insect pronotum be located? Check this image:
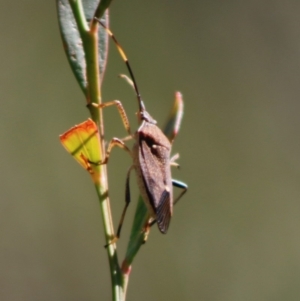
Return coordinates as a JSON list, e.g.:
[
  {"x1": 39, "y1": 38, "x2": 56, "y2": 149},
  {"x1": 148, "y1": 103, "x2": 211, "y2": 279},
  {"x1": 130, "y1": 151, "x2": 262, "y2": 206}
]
[{"x1": 92, "y1": 18, "x2": 187, "y2": 244}]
